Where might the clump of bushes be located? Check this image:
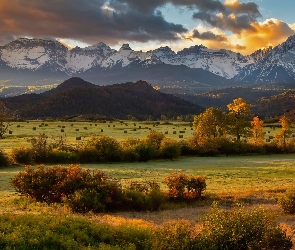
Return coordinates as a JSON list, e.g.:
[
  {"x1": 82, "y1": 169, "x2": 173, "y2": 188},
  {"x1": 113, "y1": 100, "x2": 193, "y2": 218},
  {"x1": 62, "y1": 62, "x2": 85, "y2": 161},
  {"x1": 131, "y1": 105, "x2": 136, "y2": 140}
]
[
  {"x1": 0, "y1": 213, "x2": 153, "y2": 250},
  {"x1": 9, "y1": 166, "x2": 293, "y2": 249},
  {"x1": 11, "y1": 165, "x2": 114, "y2": 204},
  {"x1": 165, "y1": 173, "x2": 206, "y2": 200},
  {"x1": 278, "y1": 188, "x2": 295, "y2": 214},
  {"x1": 120, "y1": 136, "x2": 159, "y2": 162},
  {"x1": 193, "y1": 203, "x2": 292, "y2": 249},
  {"x1": 11, "y1": 146, "x2": 33, "y2": 165},
  {"x1": 124, "y1": 181, "x2": 167, "y2": 211},
  {"x1": 10, "y1": 129, "x2": 290, "y2": 166},
  {"x1": 152, "y1": 220, "x2": 194, "y2": 250},
  {"x1": 86, "y1": 135, "x2": 122, "y2": 162},
  {"x1": 159, "y1": 138, "x2": 181, "y2": 159},
  {"x1": 11, "y1": 165, "x2": 204, "y2": 212},
  {"x1": 0, "y1": 204, "x2": 292, "y2": 250}
]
